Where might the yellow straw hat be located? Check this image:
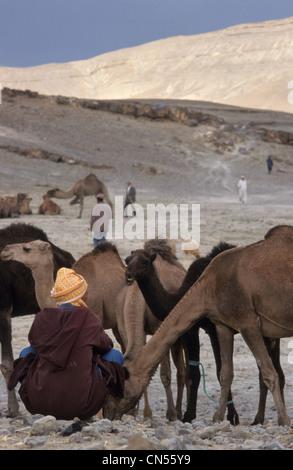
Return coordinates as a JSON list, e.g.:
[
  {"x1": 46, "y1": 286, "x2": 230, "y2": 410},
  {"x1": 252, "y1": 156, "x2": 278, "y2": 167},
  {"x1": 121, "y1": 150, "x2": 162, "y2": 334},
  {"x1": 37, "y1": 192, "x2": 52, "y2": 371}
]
[{"x1": 51, "y1": 268, "x2": 88, "y2": 307}]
